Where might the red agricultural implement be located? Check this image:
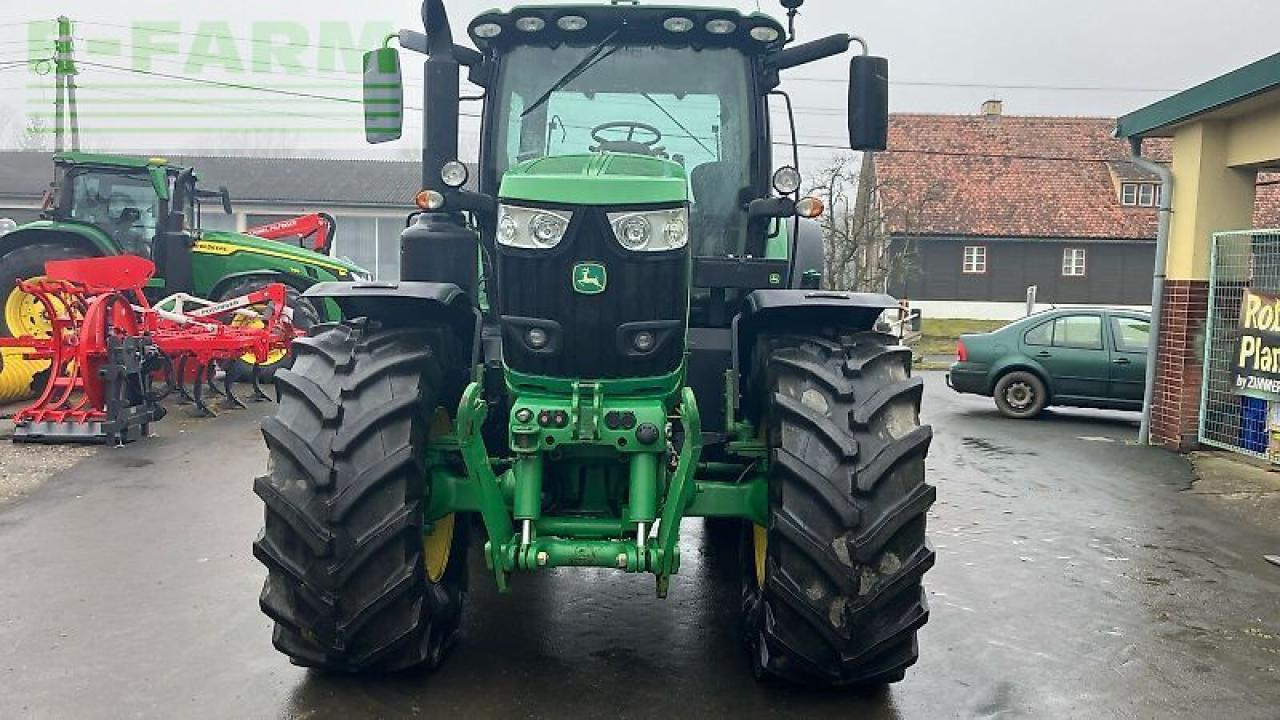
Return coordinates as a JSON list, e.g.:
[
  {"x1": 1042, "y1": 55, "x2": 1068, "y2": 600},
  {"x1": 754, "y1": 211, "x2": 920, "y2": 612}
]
[{"x1": 0, "y1": 256, "x2": 299, "y2": 444}]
